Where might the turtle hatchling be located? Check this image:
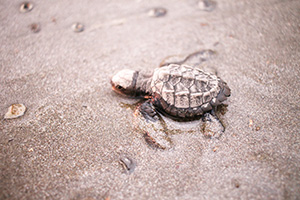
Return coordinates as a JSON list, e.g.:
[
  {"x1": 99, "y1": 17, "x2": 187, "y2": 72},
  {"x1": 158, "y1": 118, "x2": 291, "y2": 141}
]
[{"x1": 111, "y1": 64, "x2": 230, "y2": 122}]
